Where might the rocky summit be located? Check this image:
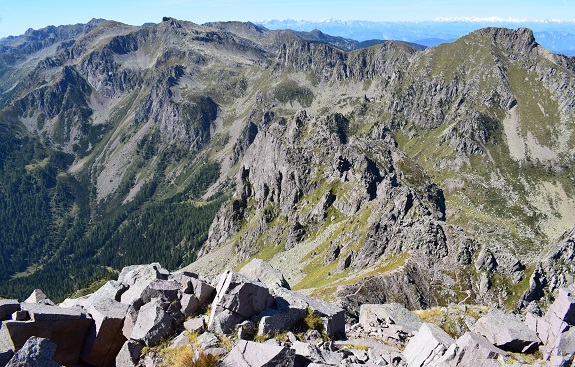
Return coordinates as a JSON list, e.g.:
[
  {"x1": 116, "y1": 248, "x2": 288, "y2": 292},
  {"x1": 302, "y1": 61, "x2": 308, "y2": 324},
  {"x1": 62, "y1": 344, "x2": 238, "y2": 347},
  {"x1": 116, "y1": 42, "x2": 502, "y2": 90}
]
[
  {"x1": 0, "y1": 260, "x2": 574, "y2": 366},
  {"x1": 0, "y1": 15, "x2": 574, "y2": 366}
]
